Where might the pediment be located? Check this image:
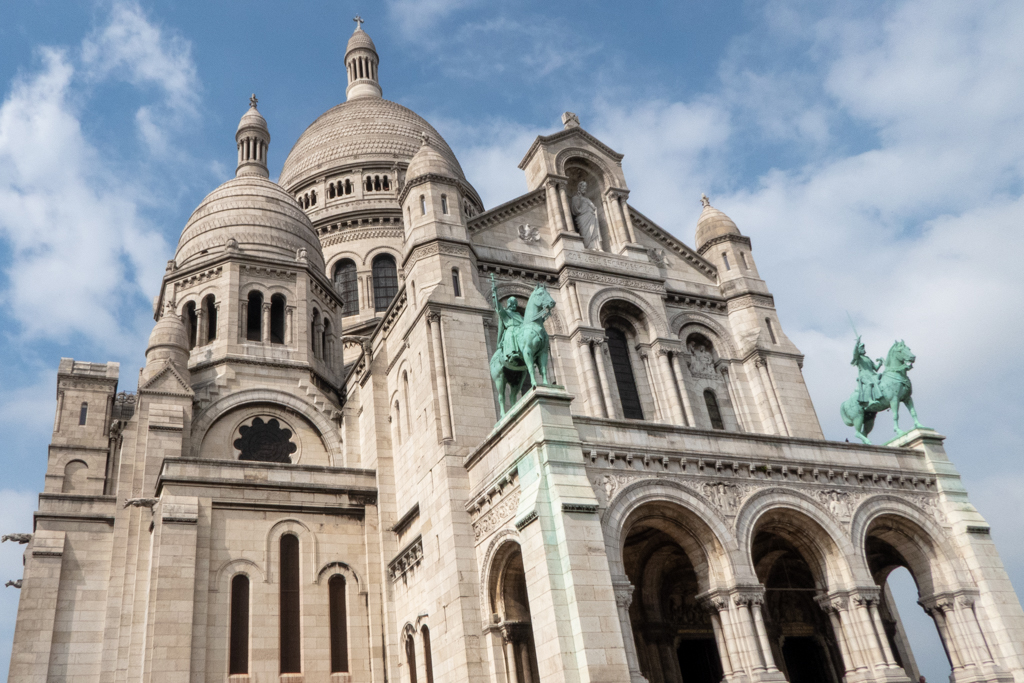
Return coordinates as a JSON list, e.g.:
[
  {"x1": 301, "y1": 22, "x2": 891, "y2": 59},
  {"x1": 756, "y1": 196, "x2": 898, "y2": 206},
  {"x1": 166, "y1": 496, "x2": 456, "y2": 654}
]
[
  {"x1": 138, "y1": 363, "x2": 194, "y2": 397},
  {"x1": 627, "y1": 207, "x2": 718, "y2": 284}
]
